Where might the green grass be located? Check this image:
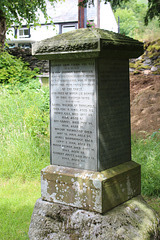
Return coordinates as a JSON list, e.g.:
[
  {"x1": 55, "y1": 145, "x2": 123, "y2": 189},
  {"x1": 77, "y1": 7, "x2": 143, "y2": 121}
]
[
  {"x1": 131, "y1": 131, "x2": 160, "y2": 218},
  {"x1": 0, "y1": 179, "x2": 41, "y2": 240},
  {"x1": 132, "y1": 131, "x2": 160, "y2": 196},
  {"x1": 143, "y1": 196, "x2": 160, "y2": 216},
  {"x1": 0, "y1": 84, "x2": 50, "y2": 181},
  {"x1": 0, "y1": 83, "x2": 160, "y2": 239},
  {"x1": 0, "y1": 83, "x2": 49, "y2": 239}
]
